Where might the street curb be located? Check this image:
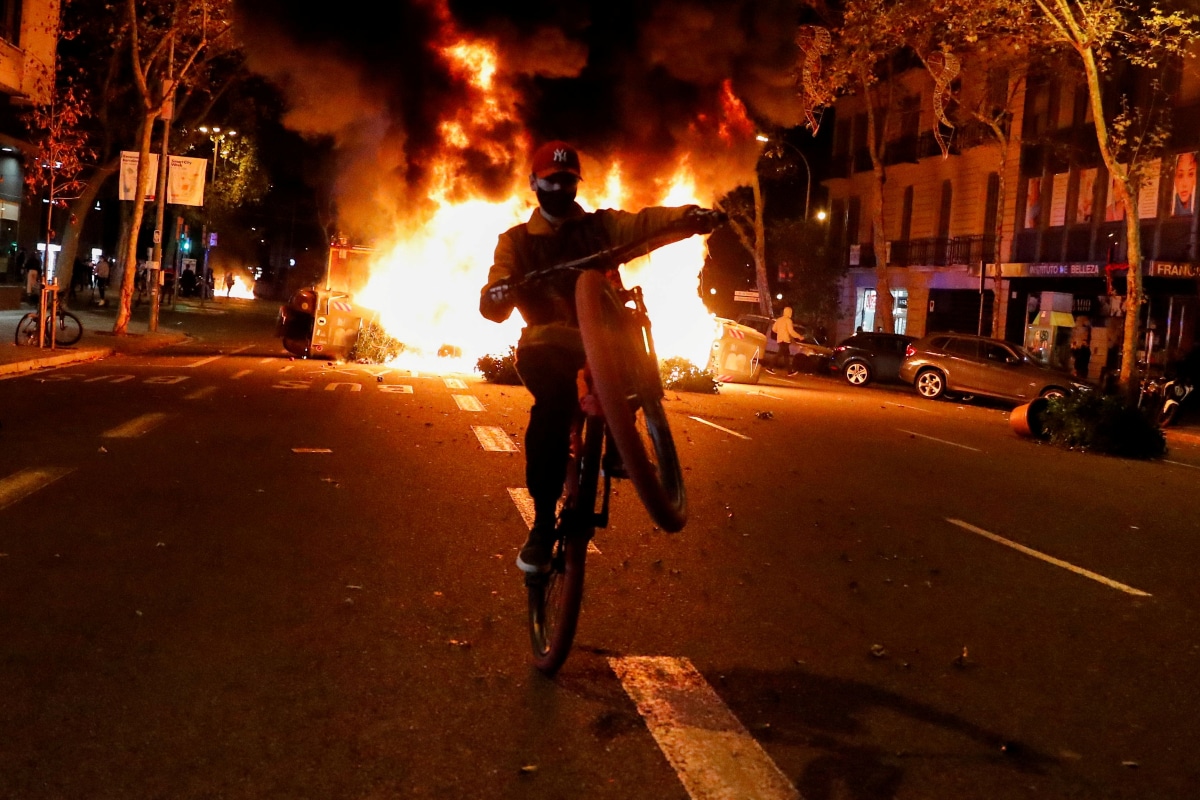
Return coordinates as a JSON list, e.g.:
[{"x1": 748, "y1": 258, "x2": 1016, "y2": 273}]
[{"x1": 0, "y1": 346, "x2": 113, "y2": 377}]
